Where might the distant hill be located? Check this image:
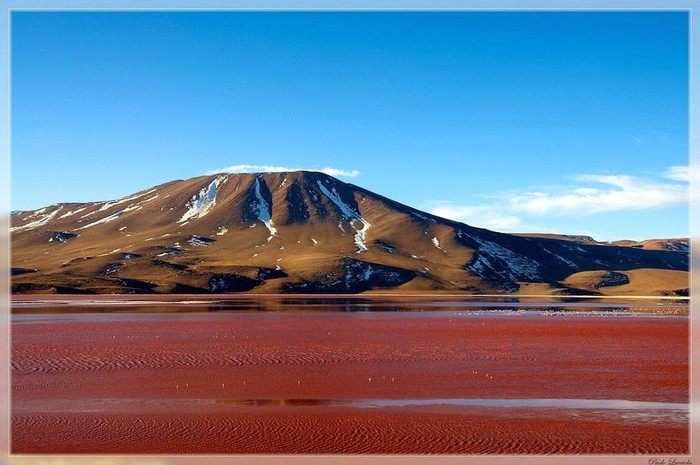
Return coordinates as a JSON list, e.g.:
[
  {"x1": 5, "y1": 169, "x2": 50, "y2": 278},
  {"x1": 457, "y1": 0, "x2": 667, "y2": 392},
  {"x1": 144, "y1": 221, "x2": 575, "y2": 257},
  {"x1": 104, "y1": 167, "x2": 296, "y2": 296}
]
[
  {"x1": 608, "y1": 238, "x2": 689, "y2": 252},
  {"x1": 516, "y1": 233, "x2": 689, "y2": 253},
  {"x1": 11, "y1": 171, "x2": 689, "y2": 296}
]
